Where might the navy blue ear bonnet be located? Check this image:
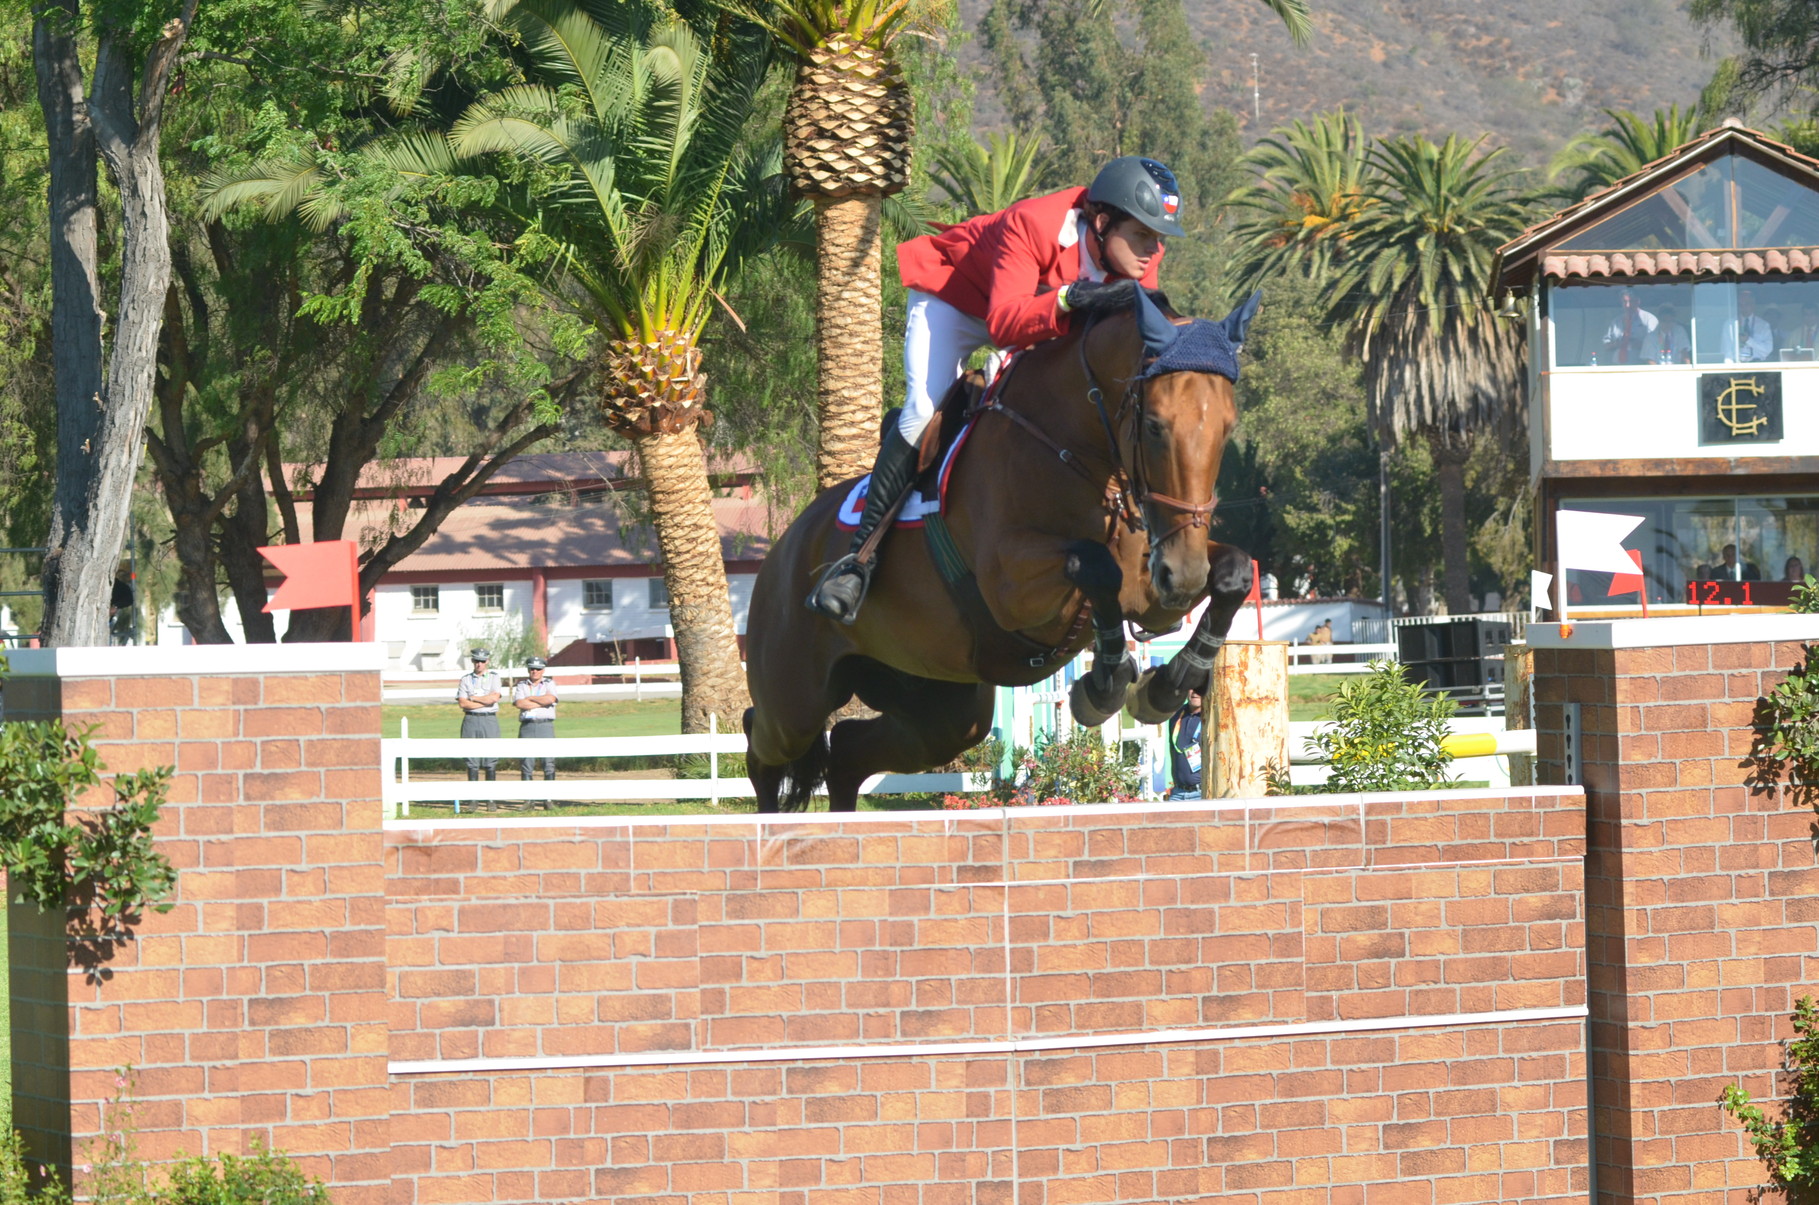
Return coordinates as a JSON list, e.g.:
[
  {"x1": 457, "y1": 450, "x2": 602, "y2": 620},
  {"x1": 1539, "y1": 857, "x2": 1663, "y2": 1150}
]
[{"x1": 1134, "y1": 288, "x2": 1260, "y2": 383}]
